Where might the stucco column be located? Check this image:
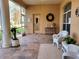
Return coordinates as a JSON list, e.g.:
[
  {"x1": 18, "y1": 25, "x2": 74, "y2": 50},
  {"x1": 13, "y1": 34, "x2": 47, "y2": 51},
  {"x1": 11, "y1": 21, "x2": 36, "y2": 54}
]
[{"x1": 0, "y1": 0, "x2": 11, "y2": 48}]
